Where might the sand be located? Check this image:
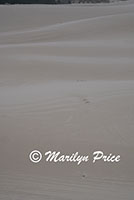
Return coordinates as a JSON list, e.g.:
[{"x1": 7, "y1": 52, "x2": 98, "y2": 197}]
[{"x1": 0, "y1": 2, "x2": 134, "y2": 199}]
